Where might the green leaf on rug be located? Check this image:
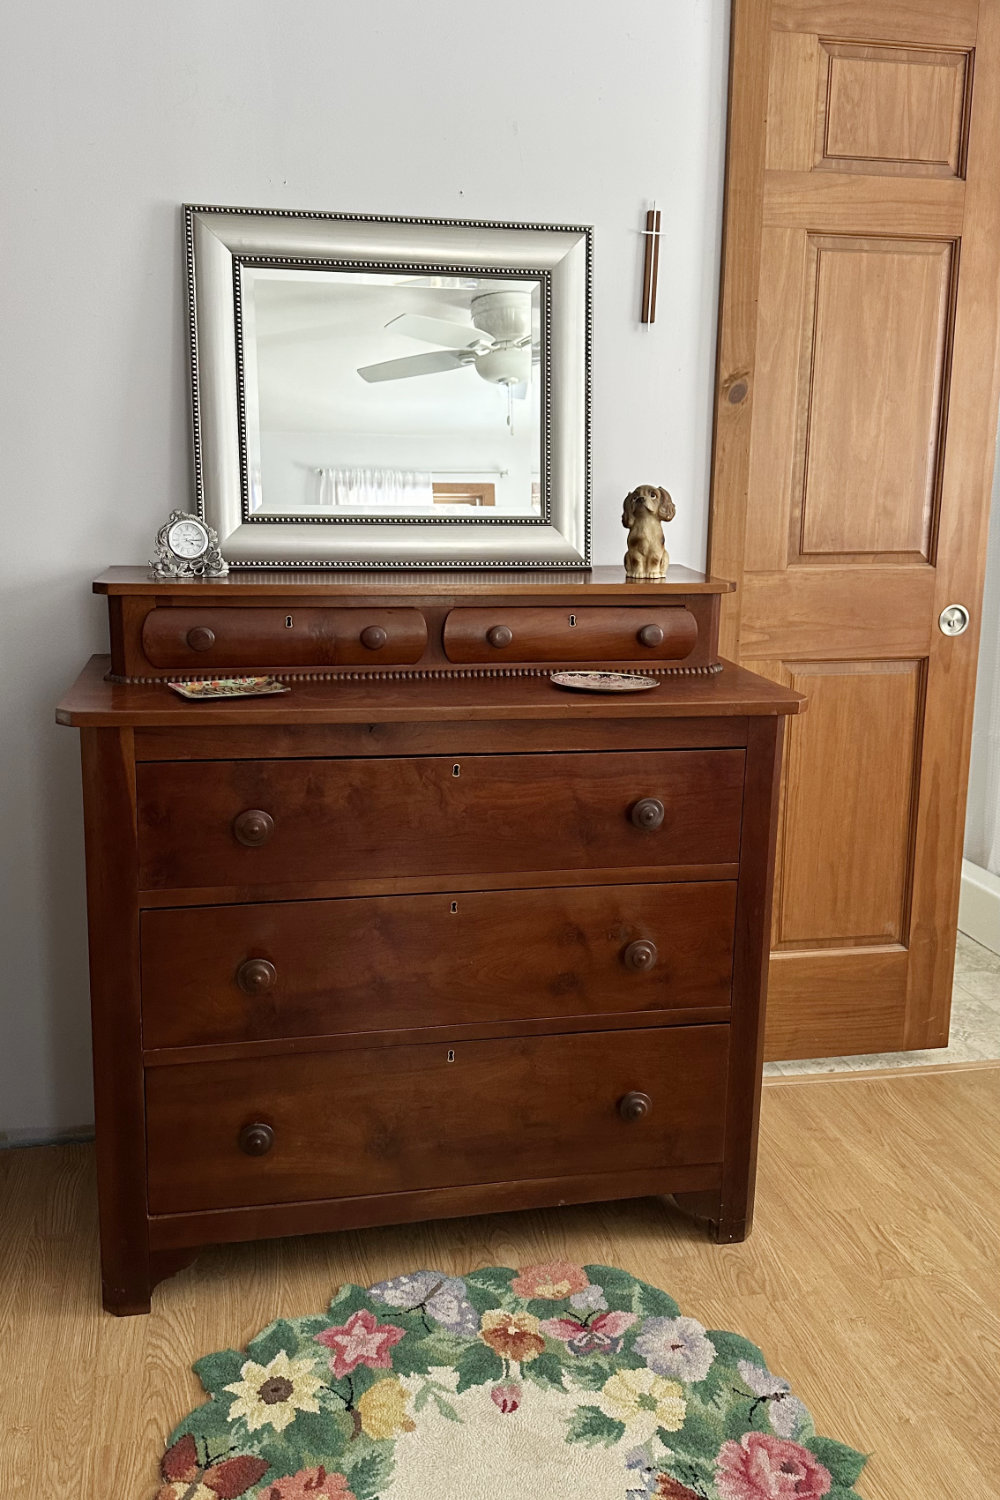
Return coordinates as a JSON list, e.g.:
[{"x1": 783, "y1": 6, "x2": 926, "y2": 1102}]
[
  {"x1": 706, "y1": 1329, "x2": 765, "y2": 1366},
  {"x1": 324, "y1": 1284, "x2": 377, "y2": 1320},
  {"x1": 637, "y1": 1281, "x2": 681, "y2": 1319},
  {"x1": 676, "y1": 1395, "x2": 726, "y2": 1456},
  {"x1": 192, "y1": 1347, "x2": 247, "y2": 1396},
  {"x1": 806, "y1": 1435, "x2": 868, "y2": 1486},
  {"x1": 522, "y1": 1352, "x2": 567, "y2": 1391},
  {"x1": 564, "y1": 1355, "x2": 615, "y2": 1391},
  {"x1": 391, "y1": 1331, "x2": 467, "y2": 1378},
  {"x1": 465, "y1": 1266, "x2": 516, "y2": 1298},
  {"x1": 246, "y1": 1318, "x2": 302, "y2": 1366},
  {"x1": 344, "y1": 1446, "x2": 395, "y2": 1500},
  {"x1": 583, "y1": 1264, "x2": 643, "y2": 1313},
  {"x1": 453, "y1": 1340, "x2": 505, "y2": 1393},
  {"x1": 565, "y1": 1405, "x2": 626, "y2": 1446}
]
